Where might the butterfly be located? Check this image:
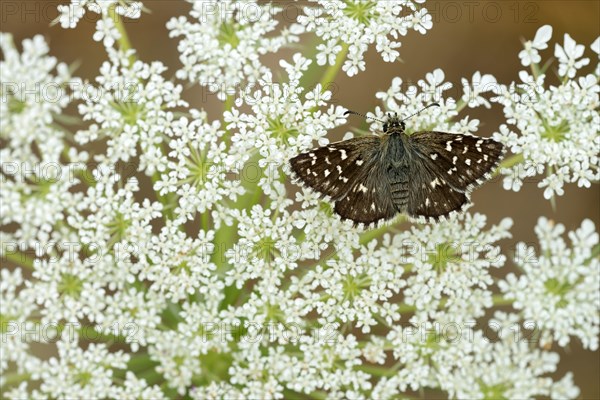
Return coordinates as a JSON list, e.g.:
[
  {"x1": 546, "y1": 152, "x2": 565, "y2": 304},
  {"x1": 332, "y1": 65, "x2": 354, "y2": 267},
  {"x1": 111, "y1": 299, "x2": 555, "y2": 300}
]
[{"x1": 289, "y1": 104, "x2": 505, "y2": 228}]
